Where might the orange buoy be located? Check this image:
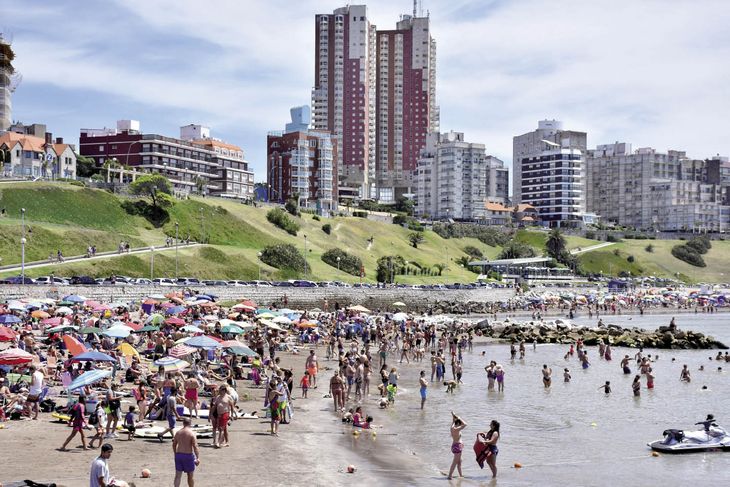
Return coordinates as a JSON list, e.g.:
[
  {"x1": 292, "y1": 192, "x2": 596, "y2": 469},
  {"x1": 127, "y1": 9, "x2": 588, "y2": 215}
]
[
  {"x1": 514, "y1": 462, "x2": 523, "y2": 468},
  {"x1": 141, "y1": 468, "x2": 151, "y2": 478}
]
